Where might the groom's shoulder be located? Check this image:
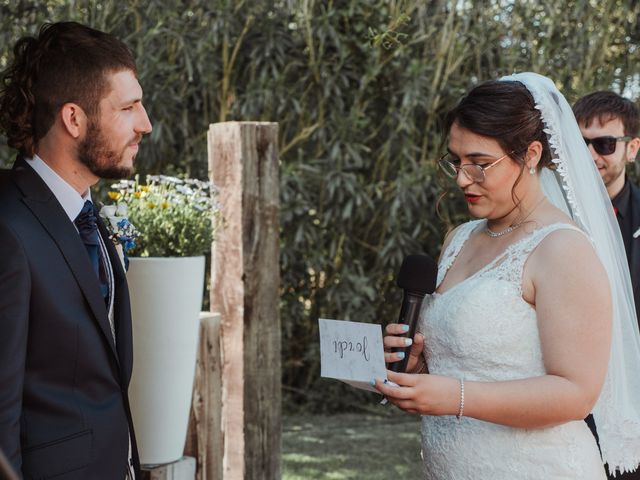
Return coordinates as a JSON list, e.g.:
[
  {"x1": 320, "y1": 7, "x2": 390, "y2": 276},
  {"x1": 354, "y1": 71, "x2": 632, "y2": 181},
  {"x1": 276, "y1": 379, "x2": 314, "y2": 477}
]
[
  {"x1": 0, "y1": 167, "x2": 16, "y2": 203},
  {"x1": 629, "y1": 179, "x2": 640, "y2": 202},
  {"x1": 0, "y1": 166, "x2": 28, "y2": 223}
]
